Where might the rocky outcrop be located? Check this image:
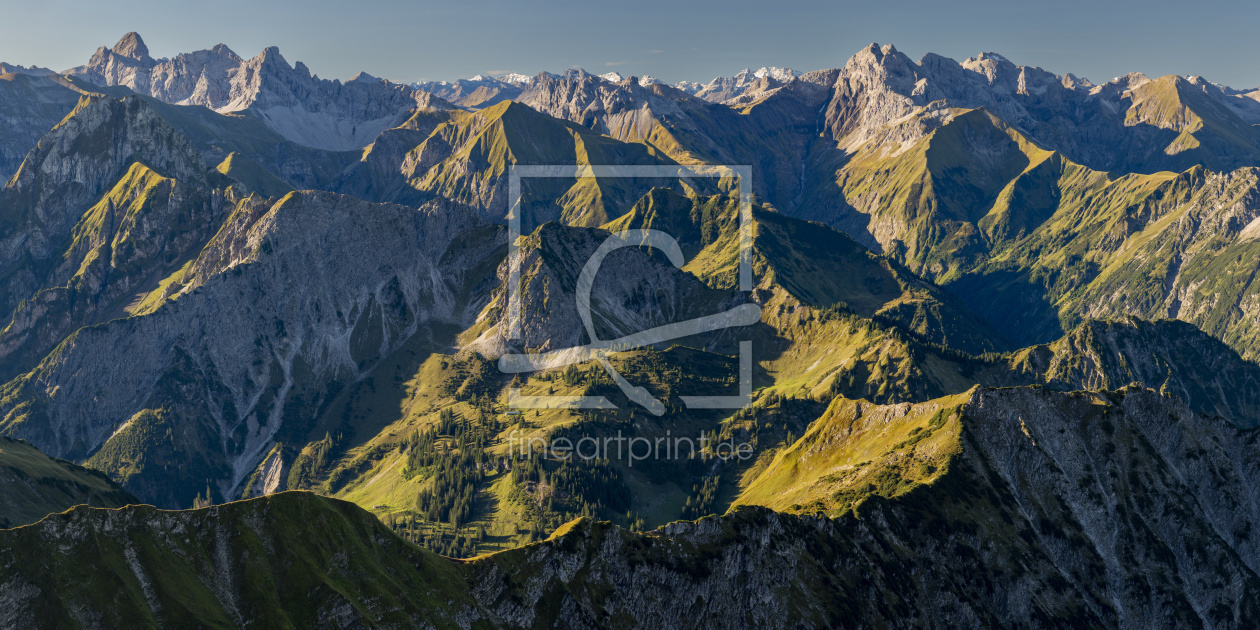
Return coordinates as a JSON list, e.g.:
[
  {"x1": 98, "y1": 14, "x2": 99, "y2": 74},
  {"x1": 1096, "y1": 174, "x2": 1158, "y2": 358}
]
[{"x1": 516, "y1": 69, "x2": 706, "y2": 148}]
